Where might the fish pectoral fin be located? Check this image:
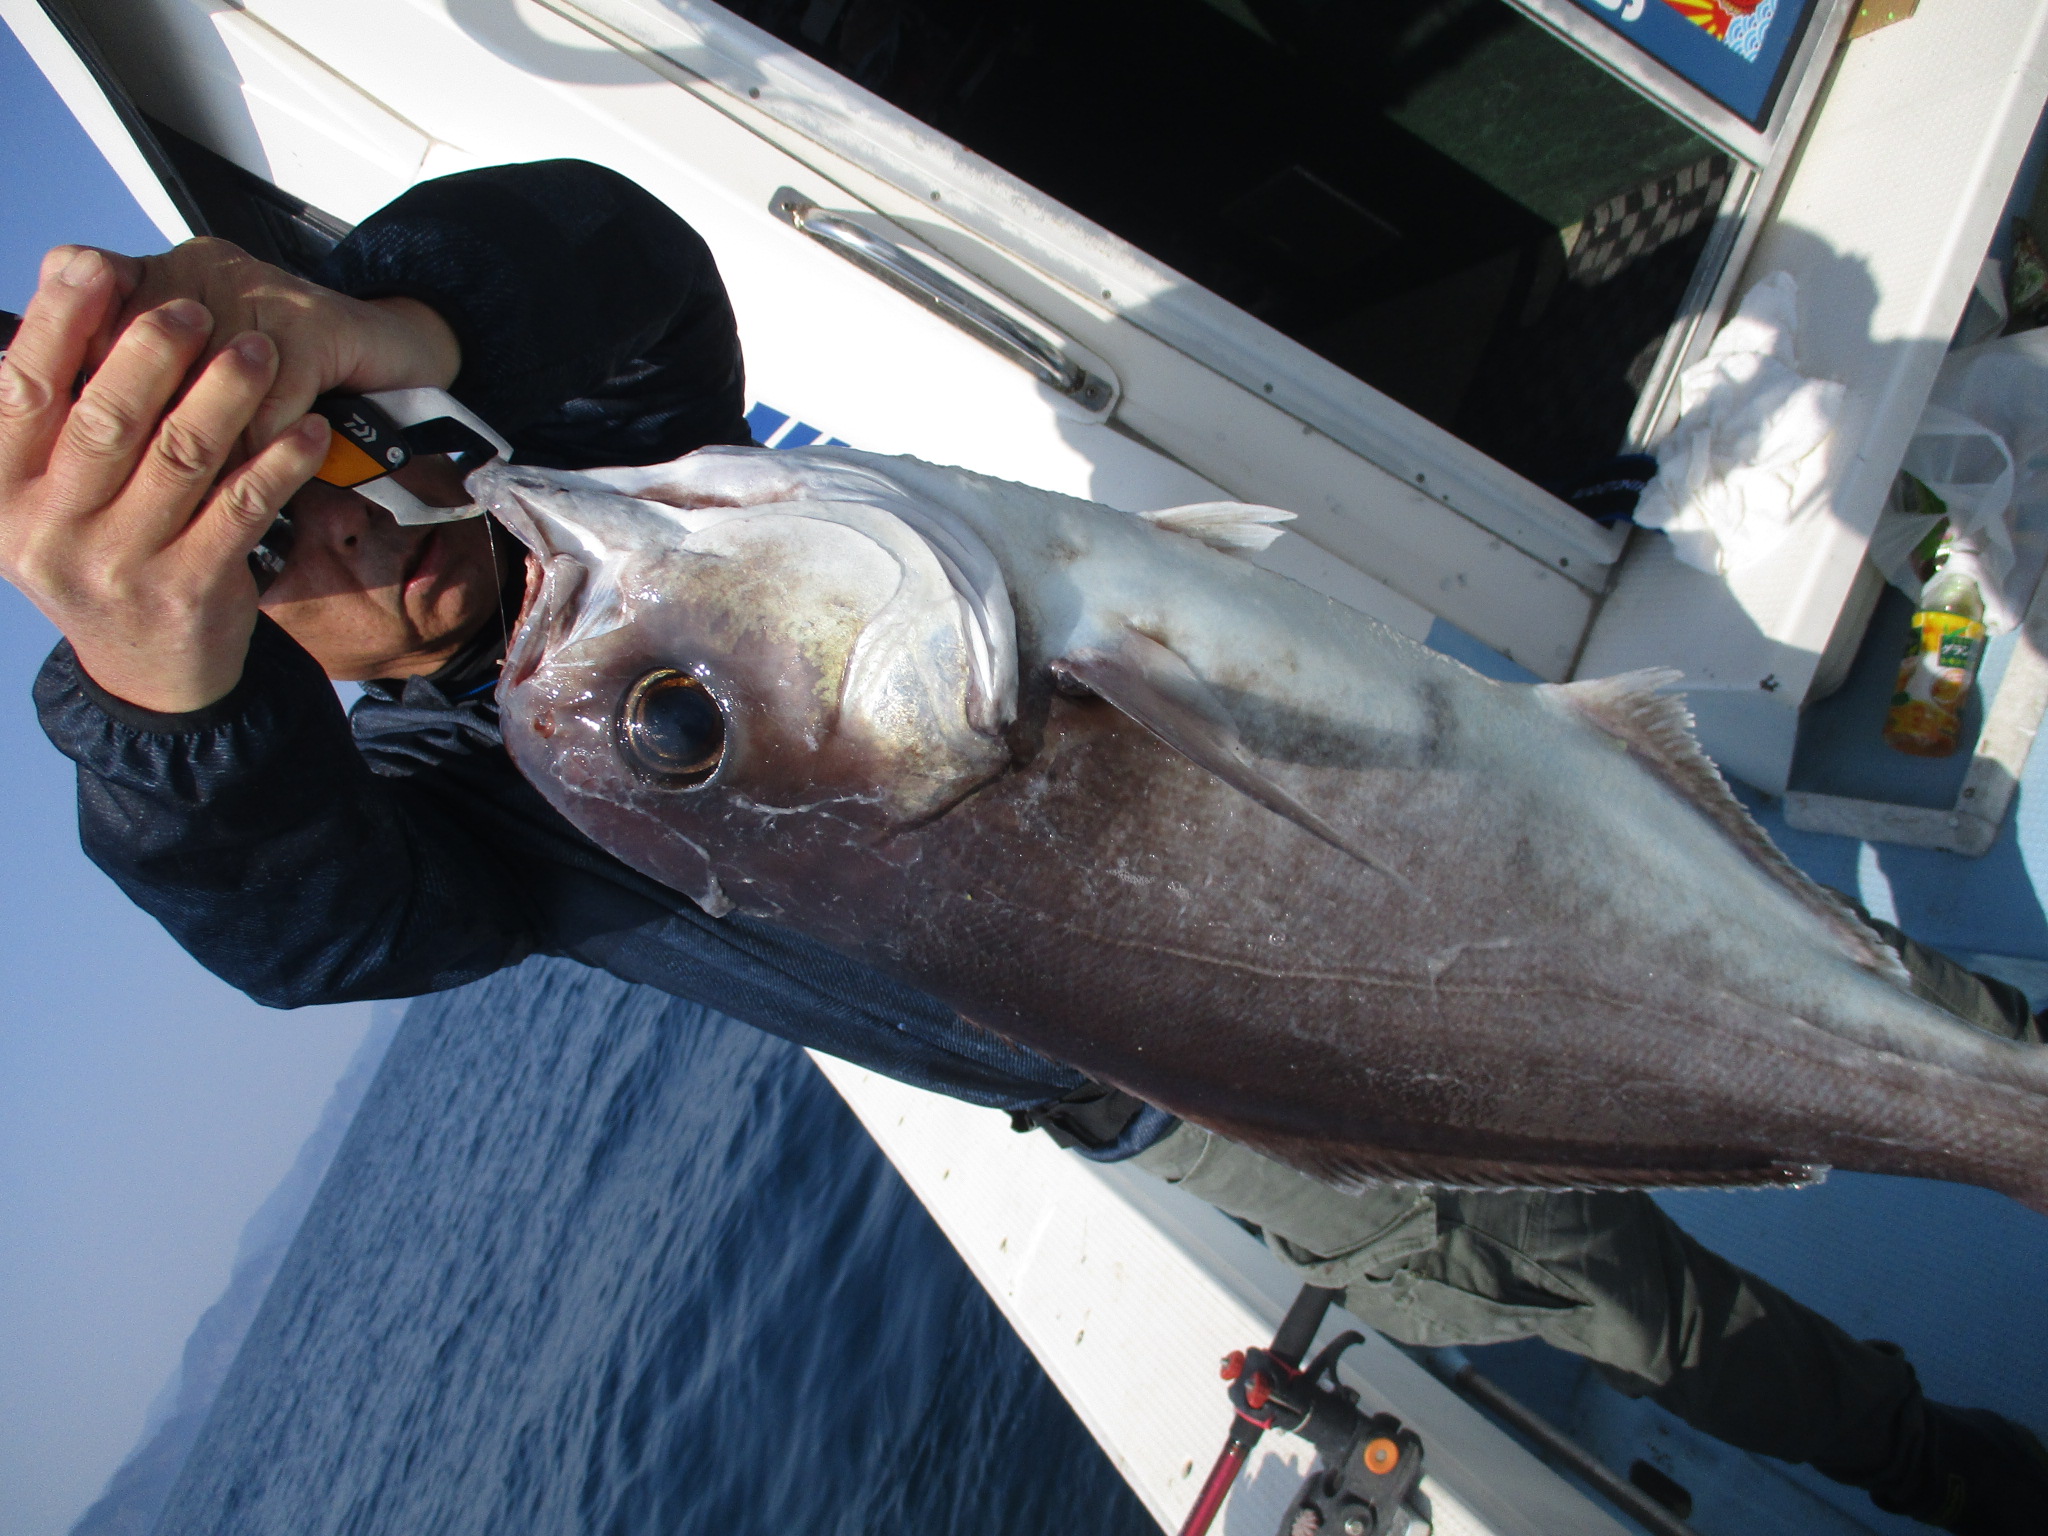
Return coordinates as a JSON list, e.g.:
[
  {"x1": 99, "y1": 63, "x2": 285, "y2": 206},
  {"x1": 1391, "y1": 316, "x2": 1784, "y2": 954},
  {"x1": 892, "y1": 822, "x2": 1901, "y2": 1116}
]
[
  {"x1": 1540, "y1": 669, "x2": 1912, "y2": 989},
  {"x1": 1135, "y1": 501, "x2": 1294, "y2": 555},
  {"x1": 1053, "y1": 629, "x2": 1413, "y2": 889}
]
